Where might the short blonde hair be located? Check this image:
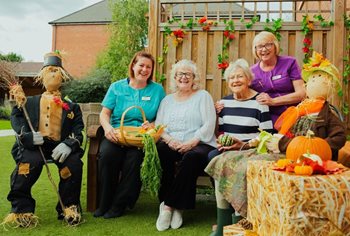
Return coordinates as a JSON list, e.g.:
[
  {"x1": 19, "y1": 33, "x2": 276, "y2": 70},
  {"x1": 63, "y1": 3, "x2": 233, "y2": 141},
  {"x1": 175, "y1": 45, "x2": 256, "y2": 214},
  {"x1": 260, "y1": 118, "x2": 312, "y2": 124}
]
[
  {"x1": 224, "y1": 58, "x2": 254, "y2": 82},
  {"x1": 252, "y1": 31, "x2": 280, "y2": 59},
  {"x1": 169, "y1": 59, "x2": 201, "y2": 93}
]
